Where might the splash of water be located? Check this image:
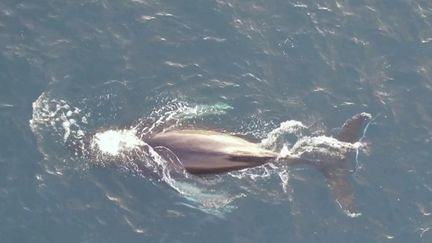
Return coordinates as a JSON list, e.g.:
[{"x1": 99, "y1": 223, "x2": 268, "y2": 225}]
[
  {"x1": 288, "y1": 135, "x2": 363, "y2": 161},
  {"x1": 91, "y1": 129, "x2": 145, "y2": 156},
  {"x1": 260, "y1": 120, "x2": 307, "y2": 149}
]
